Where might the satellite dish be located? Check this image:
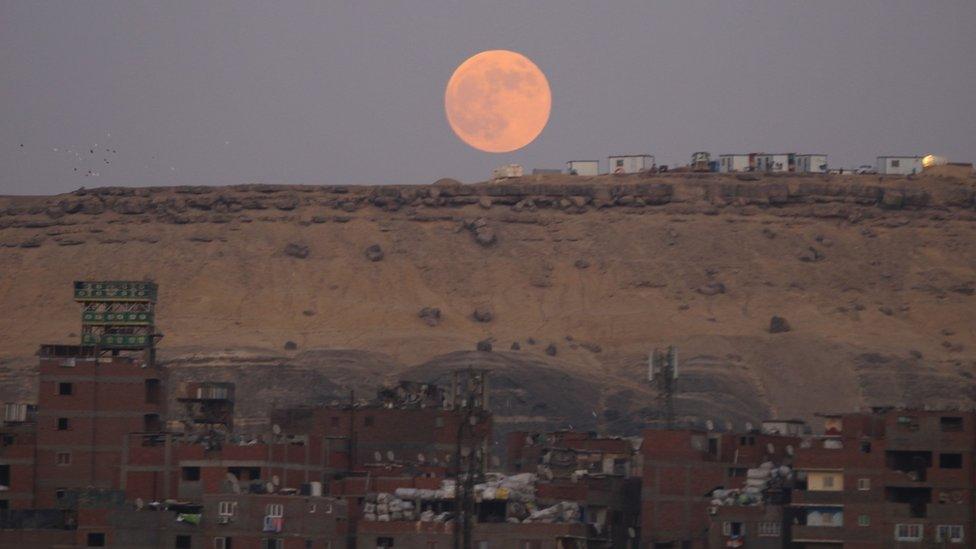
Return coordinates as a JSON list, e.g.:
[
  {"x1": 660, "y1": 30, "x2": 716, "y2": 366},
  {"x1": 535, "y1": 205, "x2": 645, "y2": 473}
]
[
  {"x1": 786, "y1": 445, "x2": 795, "y2": 456},
  {"x1": 705, "y1": 420, "x2": 714, "y2": 431},
  {"x1": 135, "y1": 498, "x2": 144, "y2": 510},
  {"x1": 628, "y1": 527, "x2": 636, "y2": 539},
  {"x1": 387, "y1": 450, "x2": 395, "y2": 461},
  {"x1": 417, "y1": 453, "x2": 426, "y2": 463},
  {"x1": 272, "y1": 424, "x2": 281, "y2": 435},
  {"x1": 373, "y1": 451, "x2": 382, "y2": 462},
  {"x1": 766, "y1": 443, "x2": 775, "y2": 454},
  {"x1": 272, "y1": 475, "x2": 280, "y2": 486},
  {"x1": 266, "y1": 482, "x2": 275, "y2": 493}
]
